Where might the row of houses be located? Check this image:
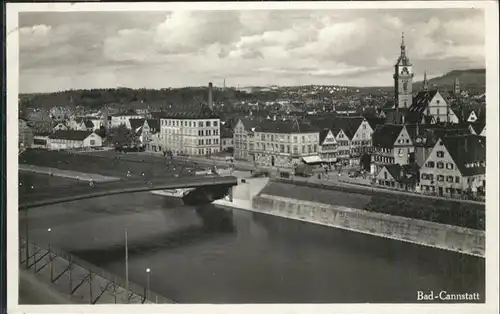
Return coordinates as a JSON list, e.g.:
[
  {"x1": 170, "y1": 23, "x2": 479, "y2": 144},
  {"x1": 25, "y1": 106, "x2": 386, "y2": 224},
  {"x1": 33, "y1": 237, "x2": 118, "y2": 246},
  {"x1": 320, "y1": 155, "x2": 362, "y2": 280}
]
[
  {"x1": 374, "y1": 134, "x2": 485, "y2": 197},
  {"x1": 231, "y1": 115, "x2": 486, "y2": 198},
  {"x1": 234, "y1": 115, "x2": 386, "y2": 168}
]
